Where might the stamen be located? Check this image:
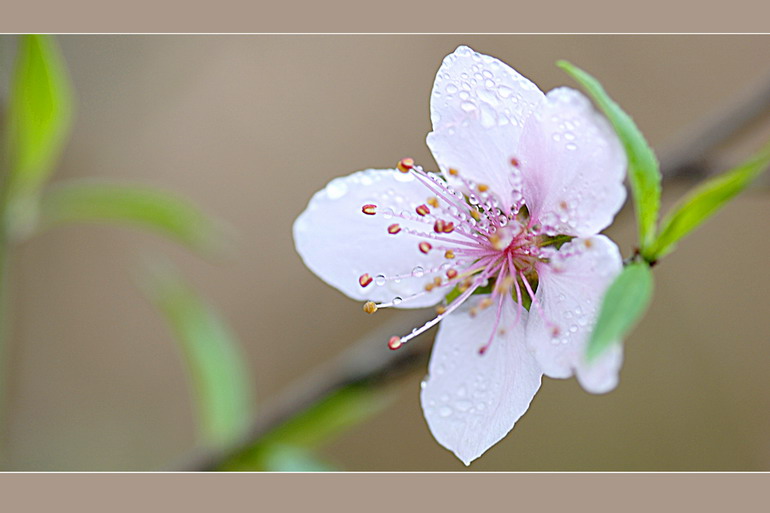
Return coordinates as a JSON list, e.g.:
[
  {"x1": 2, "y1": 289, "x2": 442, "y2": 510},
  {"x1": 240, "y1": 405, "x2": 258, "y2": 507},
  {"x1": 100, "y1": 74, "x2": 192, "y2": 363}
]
[
  {"x1": 363, "y1": 301, "x2": 377, "y2": 314},
  {"x1": 387, "y1": 223, "x2": 401, "y2": 234},
  {"x1": 359, "y1": 274, "x2": 373, "y2": 287},
  {"x1": 397, "y1": 157, "x2": 415, "y2": 173},
  {"x1": 362, "y1": 204, "x2": 377, "y2": 215}
]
